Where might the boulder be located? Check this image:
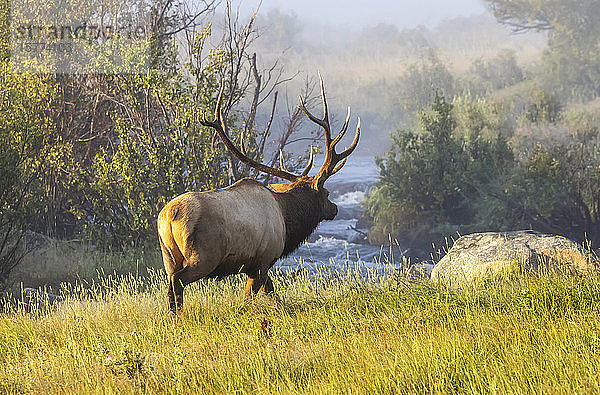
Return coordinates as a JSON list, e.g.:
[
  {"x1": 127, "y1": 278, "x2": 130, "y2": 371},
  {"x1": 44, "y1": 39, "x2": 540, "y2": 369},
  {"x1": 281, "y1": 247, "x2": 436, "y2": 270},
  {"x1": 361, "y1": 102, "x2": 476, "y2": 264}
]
[
  {"x1": 431, "y1": 230, "x2": 598, "y2": 283},
  {"x1": 406, "y1": 261, "x2": 435, "y2": 278}
]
